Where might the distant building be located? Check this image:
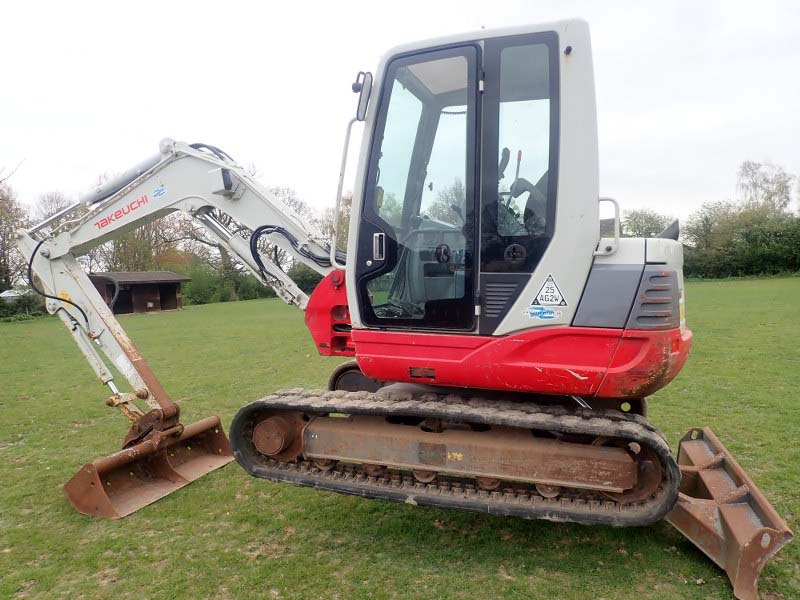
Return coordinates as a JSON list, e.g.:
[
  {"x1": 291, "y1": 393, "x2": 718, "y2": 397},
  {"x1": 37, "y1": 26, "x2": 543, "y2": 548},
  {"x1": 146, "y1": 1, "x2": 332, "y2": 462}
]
[
  {"x1": 0, "y1": 288, "x2": 34, "y2": 304},
  {"x1": 88, "y1": 271, "x2": 191, "y2": 315}
]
